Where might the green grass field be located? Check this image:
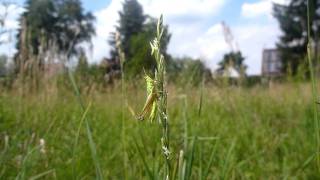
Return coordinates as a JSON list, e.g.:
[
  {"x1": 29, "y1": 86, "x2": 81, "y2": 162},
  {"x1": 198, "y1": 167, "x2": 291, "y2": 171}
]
[{"x1": 0, "y1": 82, "x2": 319, "y2": 179}]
